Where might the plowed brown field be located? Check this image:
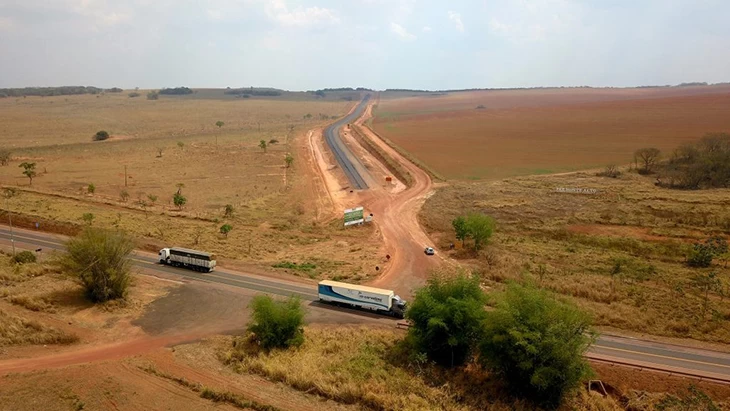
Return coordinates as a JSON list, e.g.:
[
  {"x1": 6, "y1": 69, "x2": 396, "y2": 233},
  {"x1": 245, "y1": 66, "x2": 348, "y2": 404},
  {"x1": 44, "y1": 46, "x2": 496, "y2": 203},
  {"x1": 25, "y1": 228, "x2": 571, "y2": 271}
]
[{"x1": 372, "y1": 86, "x2": 730, "y2": 180}]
